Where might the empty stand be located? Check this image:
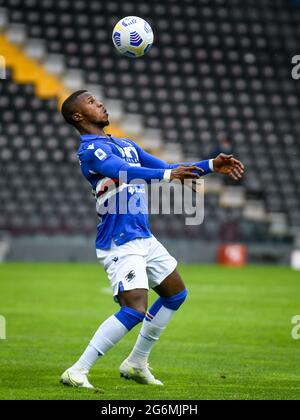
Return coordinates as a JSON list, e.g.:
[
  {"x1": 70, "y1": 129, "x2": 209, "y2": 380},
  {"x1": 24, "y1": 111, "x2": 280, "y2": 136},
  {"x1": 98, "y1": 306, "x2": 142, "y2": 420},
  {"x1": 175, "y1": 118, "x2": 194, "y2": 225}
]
[{"x1": 1, "y1": 0, "x2": 300, "y2": 239}]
